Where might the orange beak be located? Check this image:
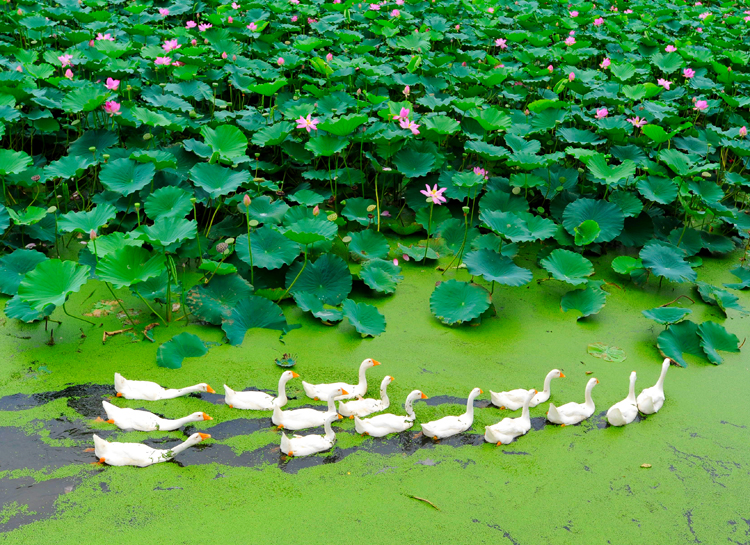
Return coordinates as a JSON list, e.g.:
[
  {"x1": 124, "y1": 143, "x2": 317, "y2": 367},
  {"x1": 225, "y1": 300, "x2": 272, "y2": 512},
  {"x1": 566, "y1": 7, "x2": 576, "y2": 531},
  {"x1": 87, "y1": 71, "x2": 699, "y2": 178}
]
[
  {"x1": 534, "y1": 390, "x2": 538, "y2": 394},
  {"x1": 202, "y1": 413, "x2": 213, "y2": 421},
  {"x1": 421, "y1": 393, "x2": 428, "y2": 399},
  {"x1": 479, "y1": 389, "x2": 484, "y2": 394},
  {"x1": 372, "y1": 360, "x2": 381, "y2": 366},
  {"x1": 206, "y1": 385, "x2": 216, "y2": 394},
  {"x1": 560, "y1": 373, "x2": 566, "y2": 378},
  {"x1": 291, "y1": 372, "x2": 300, "y2": 378},
  {"x1": 198, "y1": 433, "x2": 211, "y2": 440},
  {"x1": 337, "y1": 415, "x2": 343, "y2": 419},
  {"x1": 389, "y1": 376, "x2": 394, "y2": 381},
  {"x1": 341, "y1": 389, "x2": 349, "y2": 396},
  {"x1": 115, "y1": 392, "x2": 123, "y2": 397},
  {"x1": 595, "y1": 379, "x2": 599, "y2": 384}
]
